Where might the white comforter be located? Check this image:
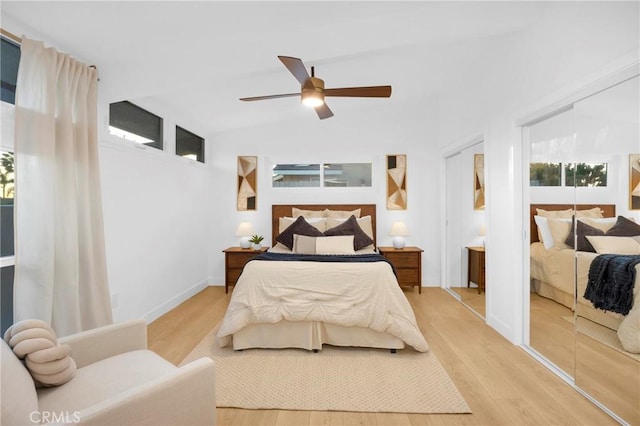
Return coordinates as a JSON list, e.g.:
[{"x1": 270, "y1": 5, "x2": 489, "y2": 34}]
[{"x1": 216, "y1": 256, "x2": 429, "y2": 352}]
